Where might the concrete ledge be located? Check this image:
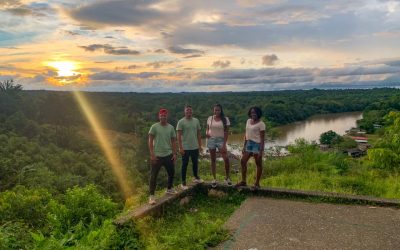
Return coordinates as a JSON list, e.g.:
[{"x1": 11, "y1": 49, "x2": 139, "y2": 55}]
[
  {"x1": 114, "y1": 182, "x2": 400, "y2": 225},
  {"x1": 205, "y1": 182, "x2": 400, "y2": 208},
  {"x1": 114, "y1": 182, "x2": 201, "y2": 225}
]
